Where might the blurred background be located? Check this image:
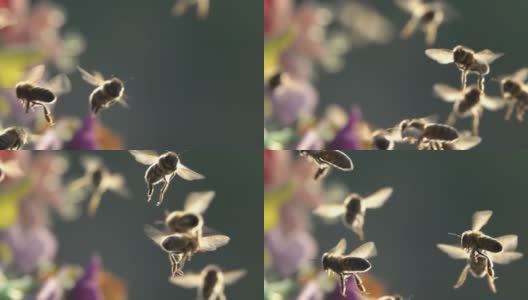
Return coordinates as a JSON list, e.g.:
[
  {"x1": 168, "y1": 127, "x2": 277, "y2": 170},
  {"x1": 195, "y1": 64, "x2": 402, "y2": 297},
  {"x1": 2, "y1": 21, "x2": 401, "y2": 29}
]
[
  {"x1": 311, "y1": 0, "x2": 528, "y2": 149},
  {"x1": 314, "y1": 152, "x2": 527, "y2": 299},
  {"x1": 1, "y1": 0, "x2": 261, "y2": 149},
  {"x1": 50, "y1": 151, "x2": 261, "y2": 299}
]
